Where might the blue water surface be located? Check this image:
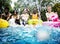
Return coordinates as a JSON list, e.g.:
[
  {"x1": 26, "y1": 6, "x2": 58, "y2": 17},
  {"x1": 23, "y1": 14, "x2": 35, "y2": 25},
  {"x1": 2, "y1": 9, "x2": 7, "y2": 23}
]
[{"x1": 0, "y1": 25, "x2": 60, "y2": 44}]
